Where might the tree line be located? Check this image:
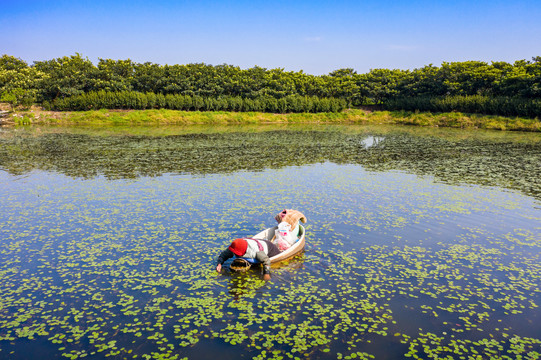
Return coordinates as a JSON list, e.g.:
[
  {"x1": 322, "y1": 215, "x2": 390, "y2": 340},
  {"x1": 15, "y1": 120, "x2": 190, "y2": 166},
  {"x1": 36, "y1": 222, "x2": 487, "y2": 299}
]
[{"x1": 0, "y1": 54, "x2": 540, "y2": 116}]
